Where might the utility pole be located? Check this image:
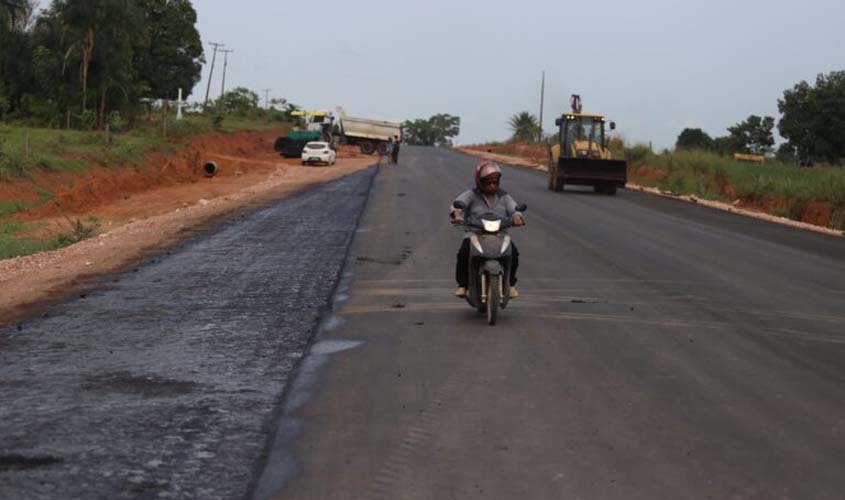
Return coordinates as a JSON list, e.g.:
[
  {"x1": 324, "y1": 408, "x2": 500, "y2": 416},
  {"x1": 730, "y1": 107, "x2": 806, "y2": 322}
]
[
  {"x1": 219, "y1": 49, "x2": 234, "y2": 102},
  {"x1": 538, "y1": 70, "x2": 545, "y2": 143},
  {"x1": 203, "y1": 42, "x2": 224, "y2": 110},
  {"x1": 263, "y1": 88, "x2": 272, "y2": 109}
]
